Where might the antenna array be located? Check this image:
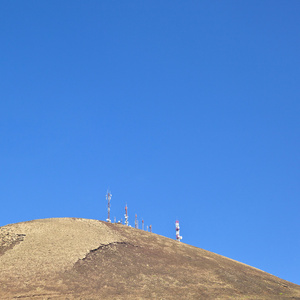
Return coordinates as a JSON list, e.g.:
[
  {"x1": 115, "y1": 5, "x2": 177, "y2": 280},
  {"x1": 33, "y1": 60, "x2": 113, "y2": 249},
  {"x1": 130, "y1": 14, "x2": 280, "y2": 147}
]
[{"x1": 104, "y1": 191, "x2": 177, "y2": 238}]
